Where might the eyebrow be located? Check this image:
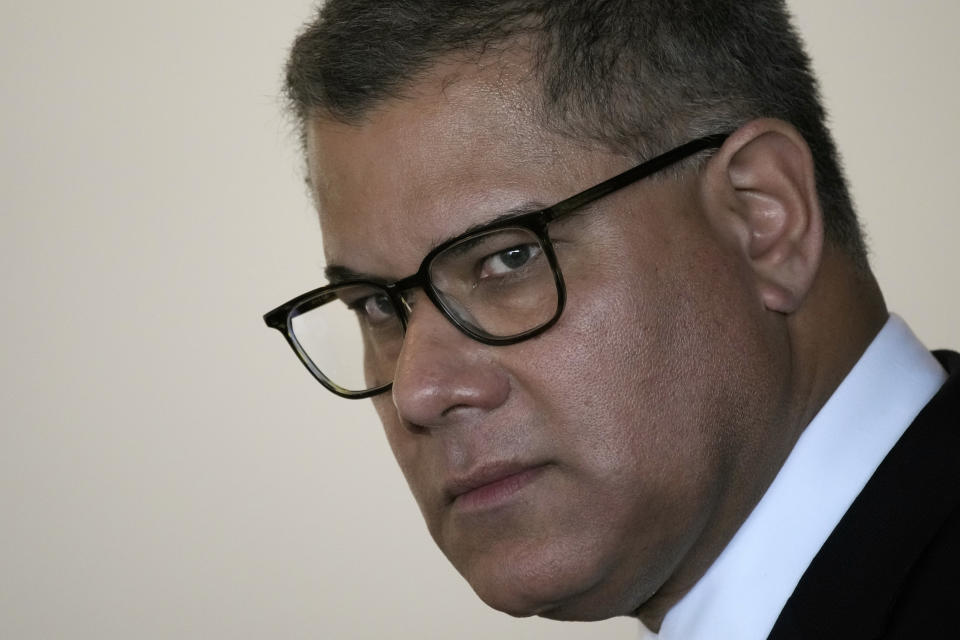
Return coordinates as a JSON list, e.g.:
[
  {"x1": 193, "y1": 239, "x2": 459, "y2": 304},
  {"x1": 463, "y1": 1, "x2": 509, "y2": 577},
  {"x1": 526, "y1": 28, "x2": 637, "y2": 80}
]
[
  {"x1": 447, "y1": 201, "x2": 548, "y2": 240},
  {"x1": 323, "y1": 200, "x2": 549, "y2": 285},
  {"x1": 324, "y1": 264, "x2": 378, "y2": 285}
]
